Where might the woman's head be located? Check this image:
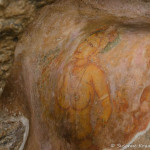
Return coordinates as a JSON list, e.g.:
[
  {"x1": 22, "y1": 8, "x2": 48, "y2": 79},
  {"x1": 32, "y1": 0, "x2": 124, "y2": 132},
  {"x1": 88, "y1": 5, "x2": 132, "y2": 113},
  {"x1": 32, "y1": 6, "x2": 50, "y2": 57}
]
[{"x1": 74, "y1": 26, "x2": 118, "y2": 59}]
